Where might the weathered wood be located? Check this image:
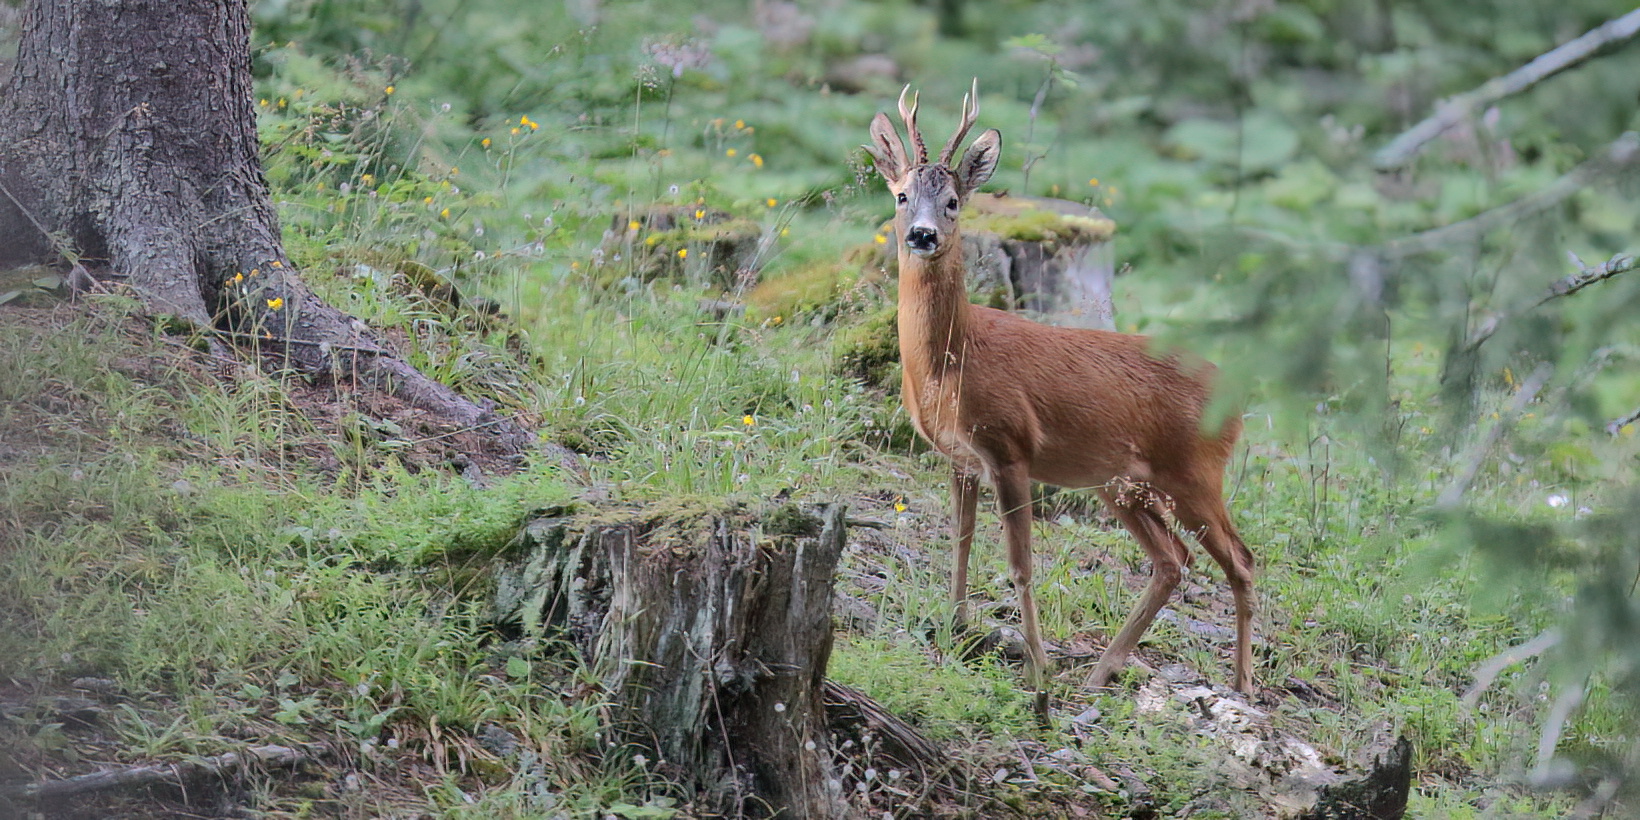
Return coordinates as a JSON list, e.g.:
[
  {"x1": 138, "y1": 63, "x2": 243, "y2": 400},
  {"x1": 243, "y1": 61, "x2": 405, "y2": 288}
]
[
  {"x1": 1298, "y1": 736, "x2": 1412, "y2": 820},
  {"x1": 959, "y1": 193, "x2": 1118, "y2": 329},
  {"x1": 493, "y1": 503, "x2": 850, "y2": 819},
  {"x1": 10, "y1": 744, "x2": 311, "y2": 802}
]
